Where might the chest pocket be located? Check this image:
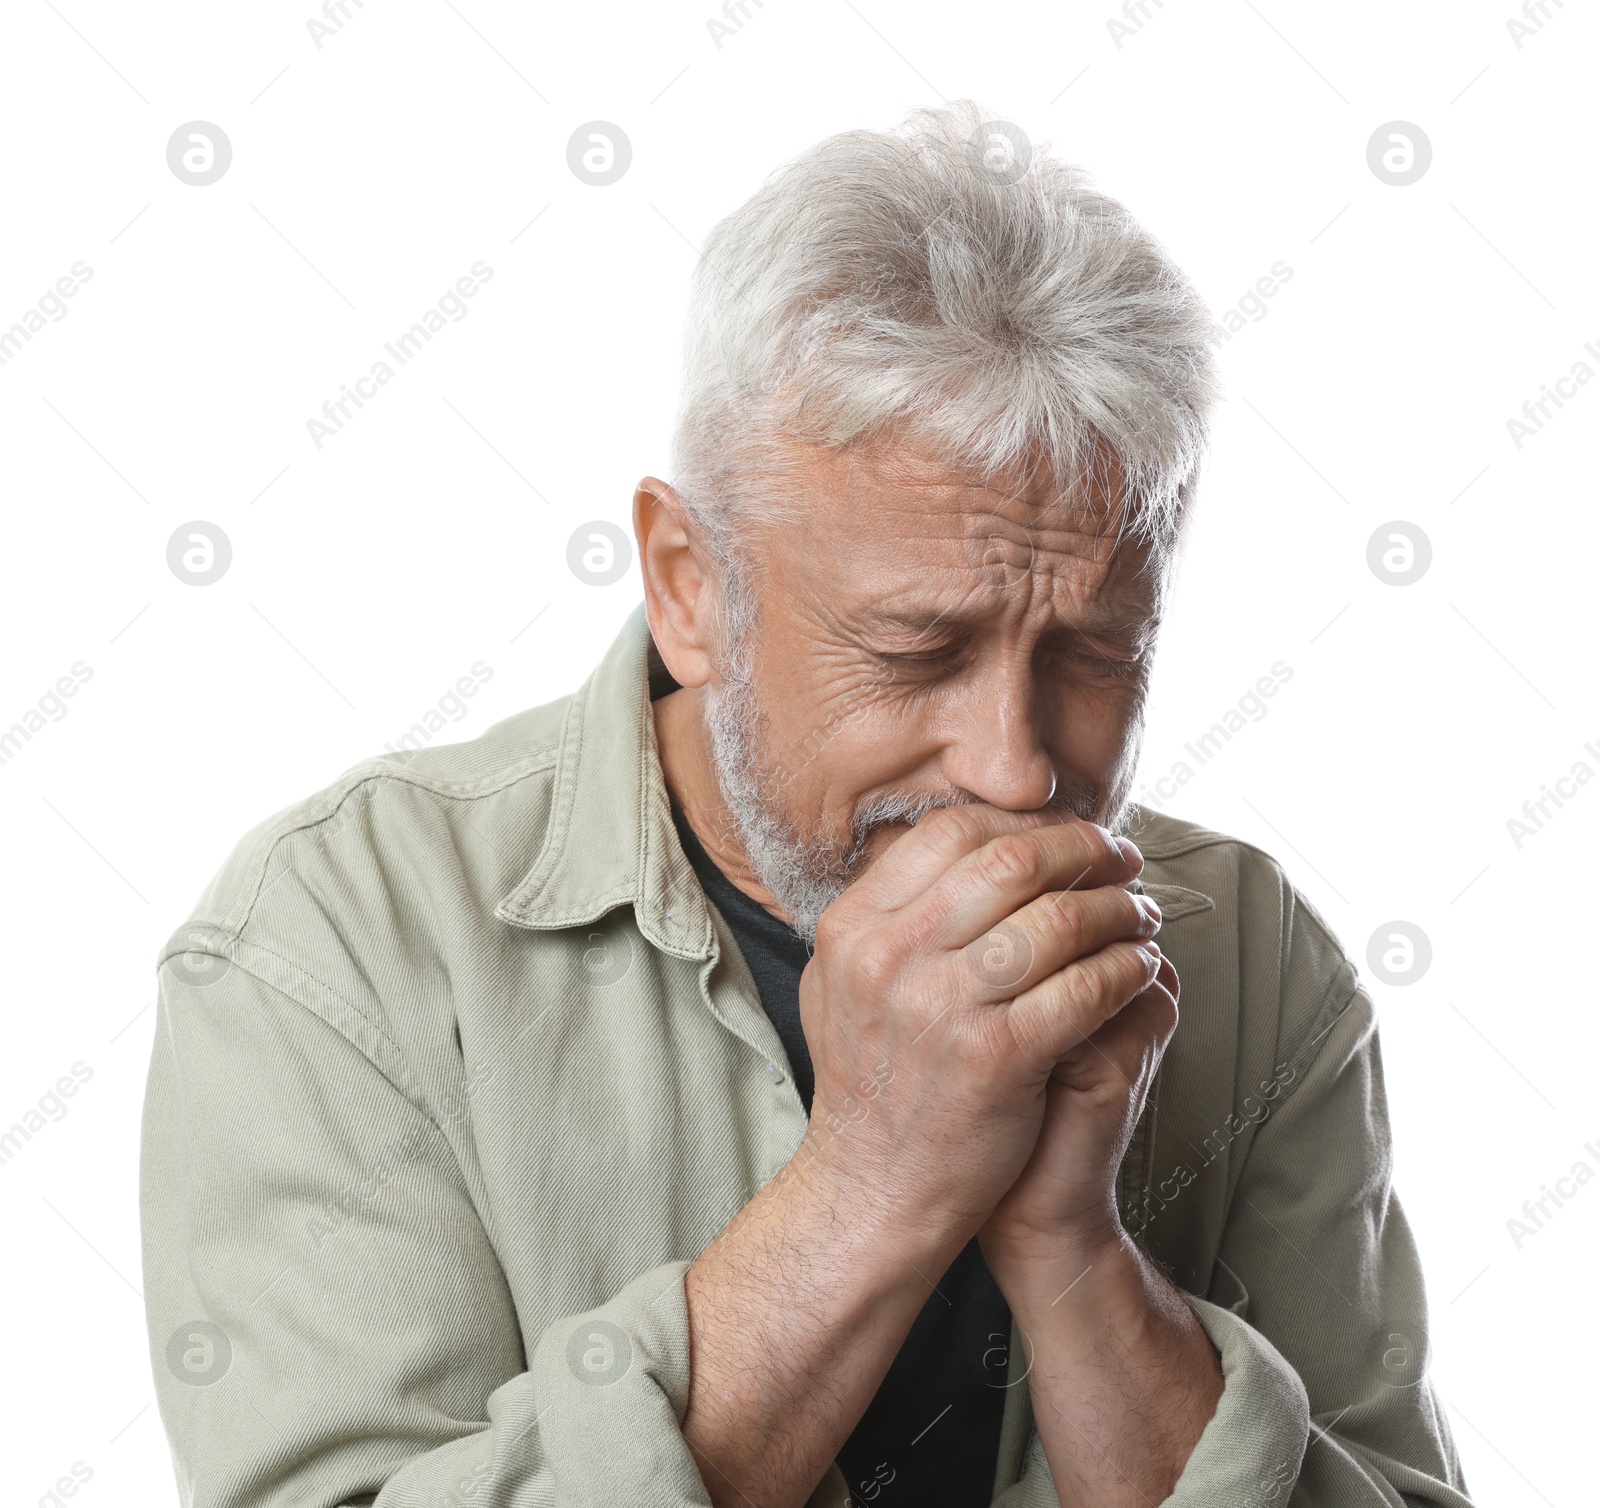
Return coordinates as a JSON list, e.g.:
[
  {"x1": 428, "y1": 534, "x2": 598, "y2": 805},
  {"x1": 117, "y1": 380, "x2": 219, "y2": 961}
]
[{"x1": 1128, "y1": 878, "x2": 1216, "y2": 921}]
